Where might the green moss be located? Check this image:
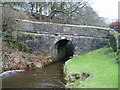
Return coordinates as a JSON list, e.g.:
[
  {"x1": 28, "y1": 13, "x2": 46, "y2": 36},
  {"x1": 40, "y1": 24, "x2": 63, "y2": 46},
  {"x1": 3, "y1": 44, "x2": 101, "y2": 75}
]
[
  {"x1": 64, "y1": 48, "x2": 118, "y2": 88},
  {"x1": 0, "y1": 4, "x2": 3, "y2": 6},
  {"x1": 109, "y1": 34, "x2": 117, "y2": 52},
  {"x1": 109, "y1": 32, "x2": 120, "y2": 64}
]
